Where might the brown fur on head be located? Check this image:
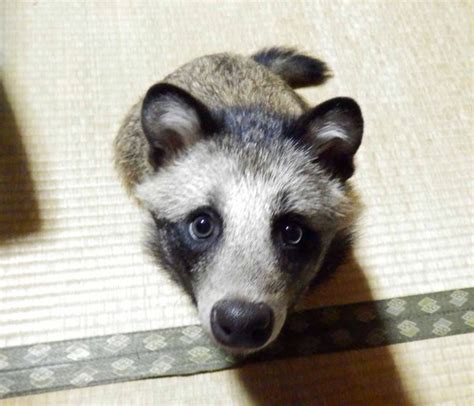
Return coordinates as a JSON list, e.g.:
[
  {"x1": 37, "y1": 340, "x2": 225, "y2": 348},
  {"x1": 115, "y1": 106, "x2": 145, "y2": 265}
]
[
  {"x1": 114, "y1": 51, "x2": 310, "y2": 193},
  {"x1": 114, "y1": 47, "x2": 363, "y2": 353}
]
